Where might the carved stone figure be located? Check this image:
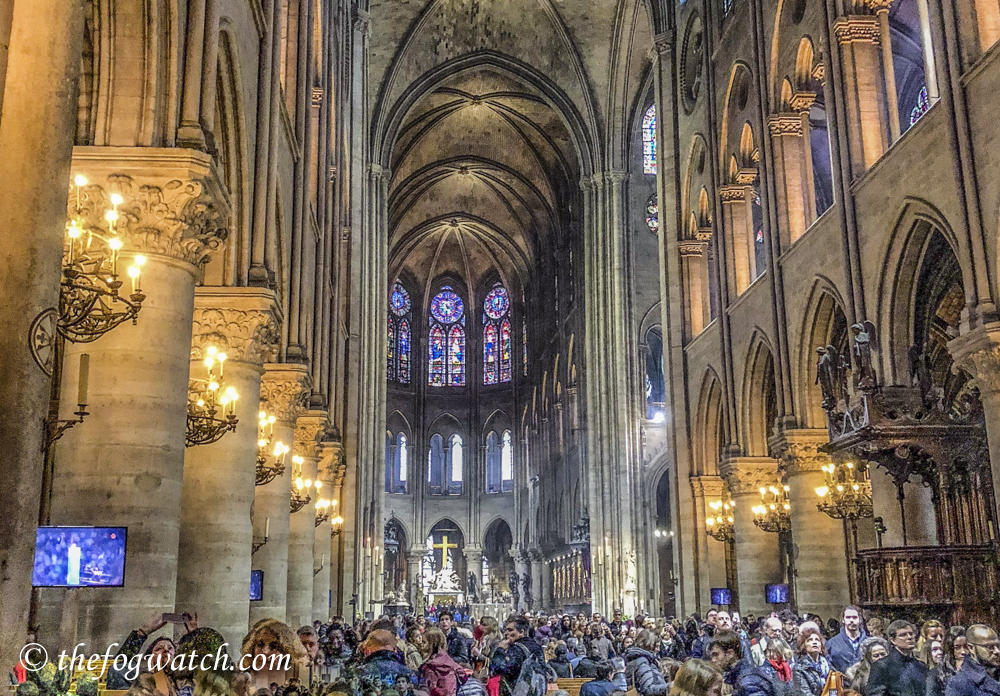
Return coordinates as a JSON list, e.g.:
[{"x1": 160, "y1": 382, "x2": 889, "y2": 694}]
[
  {"x1": 908, "y1": 345, "x2": 935, "y2": 407},
  {"x1": 467, "y1": 571, "x2": 479, "y2": 602},
  {"x1": 509, "y1": 570, "x2": 520, "y2": 609},
  {"x1": 522, "y1": 571, "x2": 533, "y2": 610},
  {"x1": 852, "y1": 322, "x2": 878, "y2": 391}
]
